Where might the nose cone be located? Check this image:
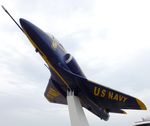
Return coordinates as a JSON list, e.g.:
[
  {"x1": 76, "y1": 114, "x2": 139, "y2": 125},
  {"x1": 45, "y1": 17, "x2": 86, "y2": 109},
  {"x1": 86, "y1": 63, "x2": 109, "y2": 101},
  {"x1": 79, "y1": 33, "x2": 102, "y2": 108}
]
[
  {"x1": 19, "y1": 18, "x2": 30, "y2": 31},
  {"x1": 19, "y1": 18, "x2": 45, "y2": 47},
  {"x1": 19, "y1": 18, "x2": 26, "y2": 25},
  {"x1": 20, "y1": 18, "x2": 39, "y2": 35},
  {"x1": 19, "y1": 18, "x2": 42, "y2": 37},
  {"x1": 19, "y1": 18, "x2": 53, "y2": 56}
]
